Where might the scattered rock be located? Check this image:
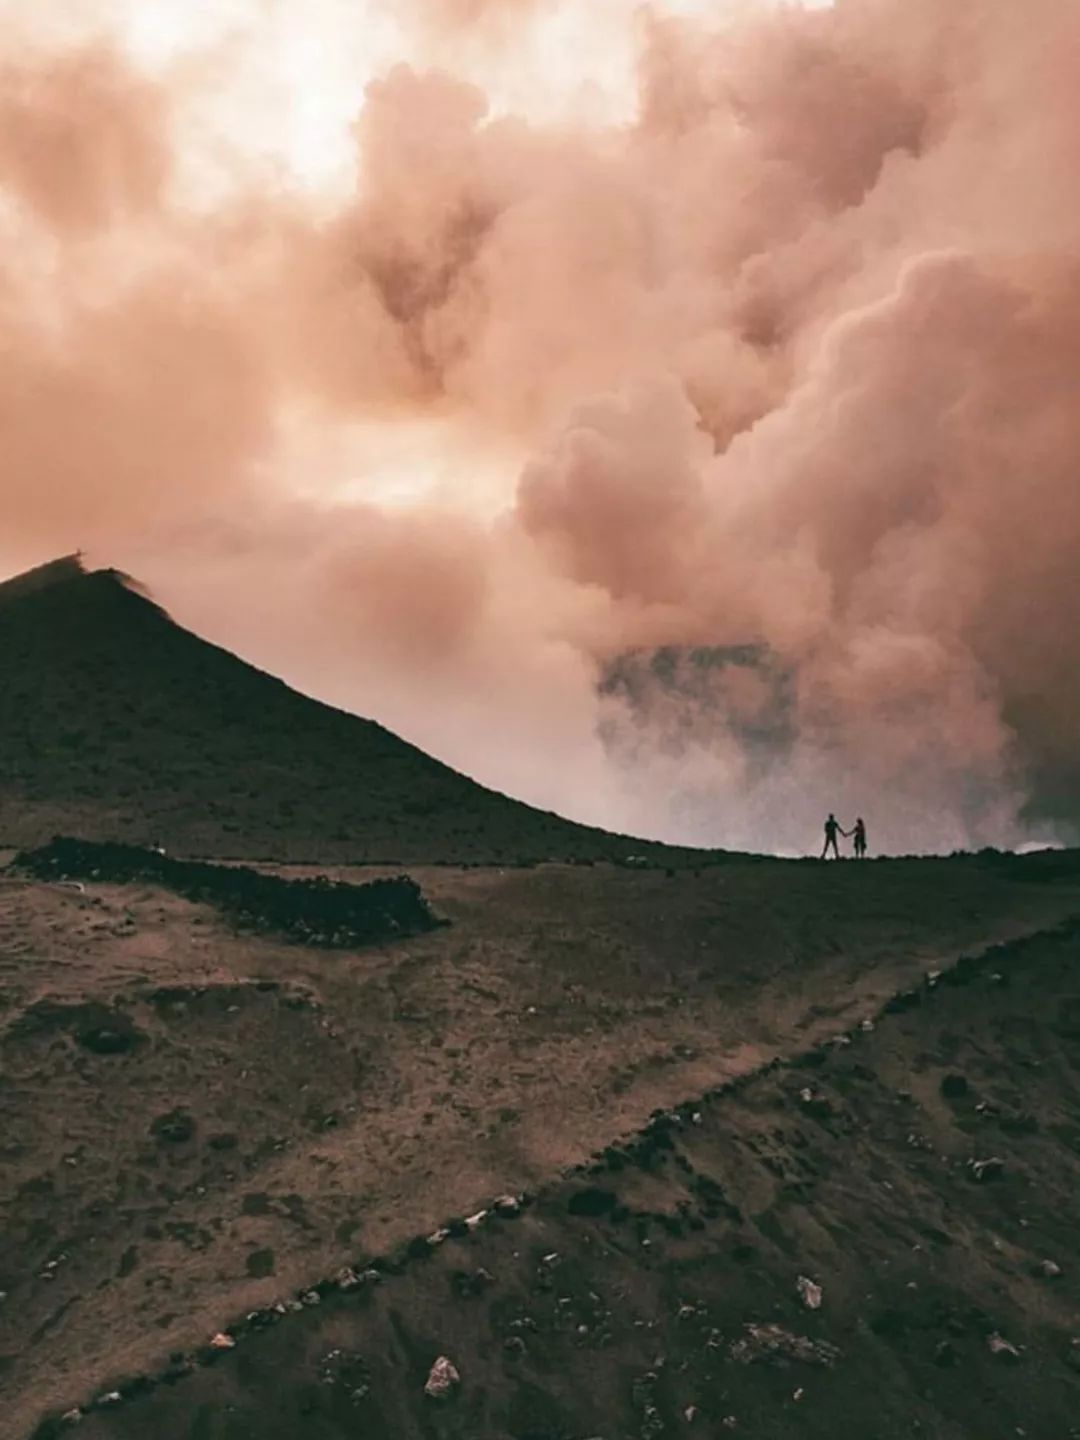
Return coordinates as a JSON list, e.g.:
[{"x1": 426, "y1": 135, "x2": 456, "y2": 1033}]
[
  {"x1": 988, "y1": 1333, "x2": 1022, "y2": 1362},
  {"x1": 1032, "y1": 1259, "x2": 1063, "y2": 1279},
  {"x1": 209, "y1": 1333, "x2": 235, "y2": 1351},
  {"x1": 731, "y1": 1325, "x2": 840, "y2": 1369},
  {"x1": 317, "y1": 1348, "x2": 372, "y2": 1403},
  {"x1": 797, "y1": 1275, "x2": 823, "y2": 1310},
  {"x1": 424, "y1": 1355, "x2": 461, "y2": 1401},
  {"x1": 493, "y1": 1194, "x2": 523, "y2": 1218},
  {"x1": 968, "y1": 1157, "x2": 1005, "y2": 1183},
  {"x1": 632, "y1": 1370, "x2": 664, "y2": 1439},
  {"x1": 798, "y1": 1088, "x2": 833, "y2": 1119}
]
